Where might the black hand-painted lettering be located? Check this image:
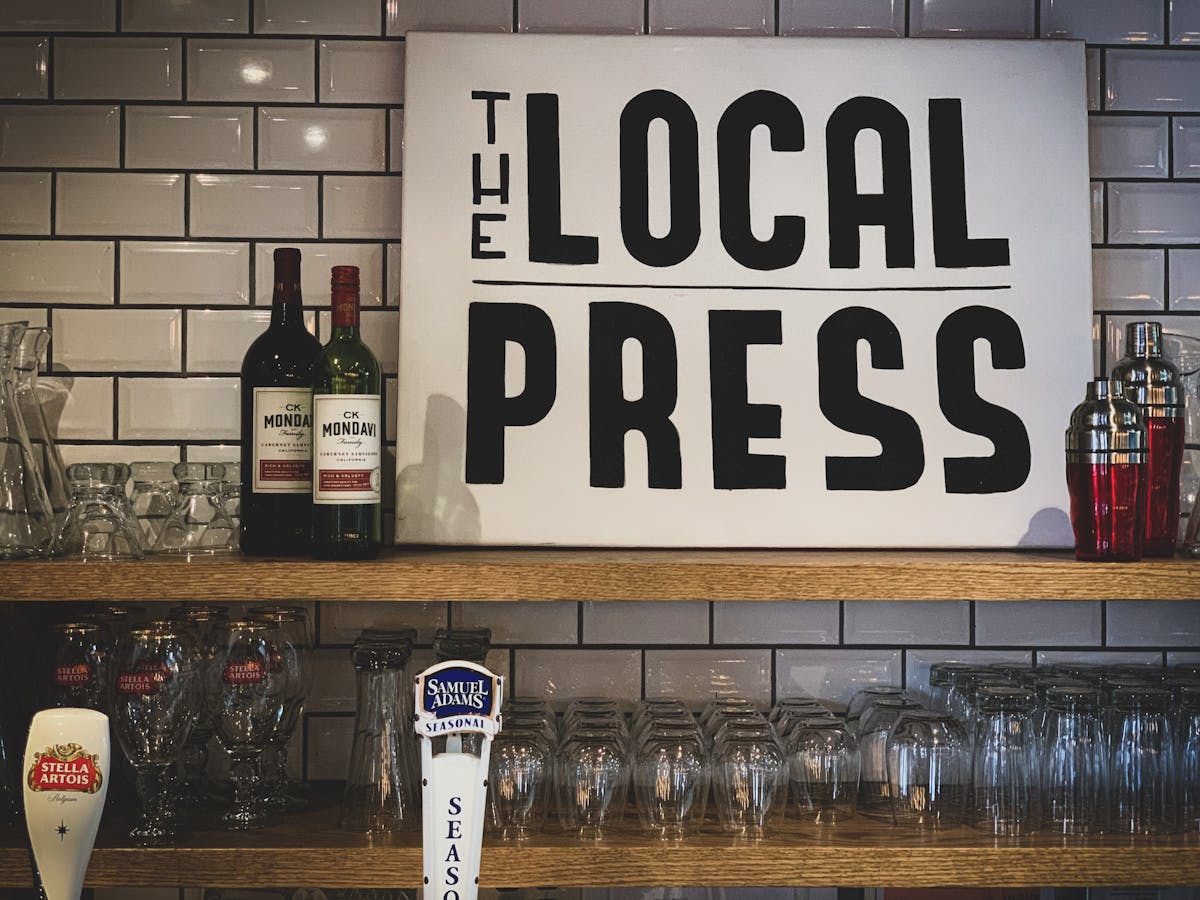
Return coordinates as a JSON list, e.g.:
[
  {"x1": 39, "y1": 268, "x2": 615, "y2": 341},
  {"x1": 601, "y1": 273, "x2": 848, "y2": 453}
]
[
  {"x1": 526, "y1": 93, "x2": 599, "y2": 265},
  {"x1": 709, "y1": 310, "x2": 785, "y2": 489},
  {"x1": 818, "y1": 306, "x2": 924, "y2": 490},
  {"x1": 826, "y1": 97, "x2": 915, "y2": 269},
  {"x1": 473, "y1": 152, "x2": 510, "y2": 205},
  {"x1": 620, "y1": 90, "x2": 701, "y2": 267},
  {"x1": 936, "y1": 305, "x2": 1030, "y2": 493},
  {"x1": 717, "y1": 90, "x2": 805, "y2": 271},
  {"x1": 589, "y1": 302, "x2": 682, "y2": 489},
  {"x1": 929, "y1": 99, "x2": 1009, "y2": 269},
  {"x1": 471, "y1": 90, "x2": 510, "y2": 145},
  {"x1": 471, "y1": 213, "x2": 506, "y2": 260},
  {"x1": 465, "y1": 302, "x2": 557, "y2": 484}
]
